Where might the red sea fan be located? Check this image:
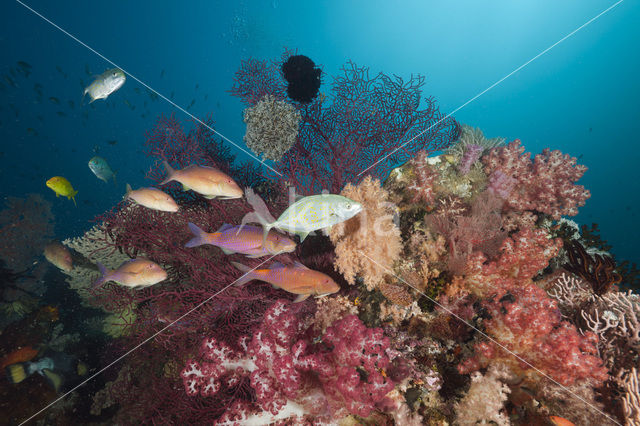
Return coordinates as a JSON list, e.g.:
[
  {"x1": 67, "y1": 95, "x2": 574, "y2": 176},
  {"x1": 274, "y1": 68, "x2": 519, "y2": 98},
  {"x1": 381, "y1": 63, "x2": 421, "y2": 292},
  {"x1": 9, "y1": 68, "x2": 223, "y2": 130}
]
[{"x1": 232, "y1": 55, "x2": 460, "y2": 194}]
